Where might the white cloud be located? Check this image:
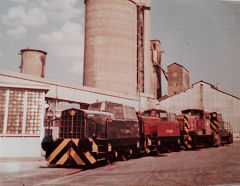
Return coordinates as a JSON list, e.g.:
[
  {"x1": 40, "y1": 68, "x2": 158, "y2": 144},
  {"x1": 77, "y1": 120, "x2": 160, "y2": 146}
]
[
  {"x1": 2, "y1": 6, "x2": 48, "y2": 26},
  {"x1": 38, "y1": 21, "x2": 84, "y2": 74},
  {"x1": 6, "y1": 25, "x2": 27, "y2": 38},
  {"x1": 8, "y1": 0, "x2": 28, "y2": 4},
  {"x1": 39, "y1": 0, "x2": 81, "y2": 22}
]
